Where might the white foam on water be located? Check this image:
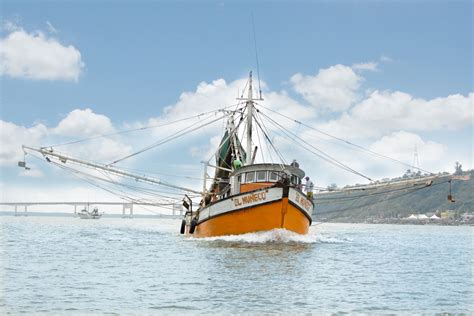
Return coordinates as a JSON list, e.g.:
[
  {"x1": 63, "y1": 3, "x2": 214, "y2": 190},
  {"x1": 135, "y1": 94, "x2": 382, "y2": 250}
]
[
  {"x1": 187, "y1": 228, "x2": 354, "y2": 245},
  {"x1": 189, "y1": 229, "x2": 319, "y2": 244},
  {"x1": 316, "y1": 234, "x2": 353, "y2": 244}
]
